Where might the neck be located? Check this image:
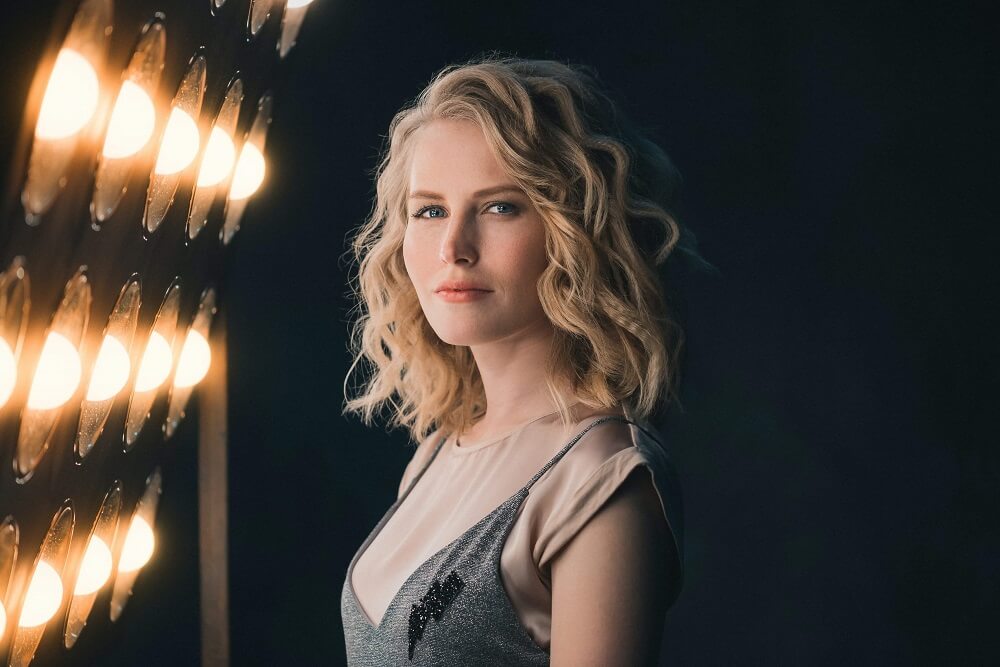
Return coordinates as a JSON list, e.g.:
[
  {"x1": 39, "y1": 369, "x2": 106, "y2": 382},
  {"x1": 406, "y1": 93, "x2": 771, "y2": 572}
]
[{"x1": 463, "y1": 320, "x2": 577, "y2": 439}]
